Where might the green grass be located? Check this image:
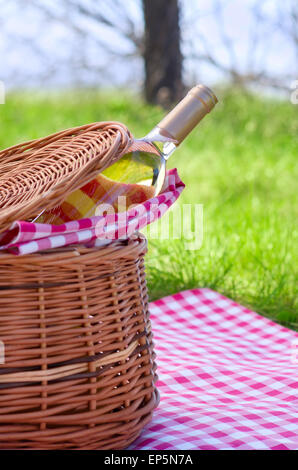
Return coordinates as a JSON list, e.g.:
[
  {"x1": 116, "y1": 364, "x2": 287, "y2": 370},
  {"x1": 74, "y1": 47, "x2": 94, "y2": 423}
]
[{"x1": 1, "y1": 88, "x2": 297, "y2": 328}]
